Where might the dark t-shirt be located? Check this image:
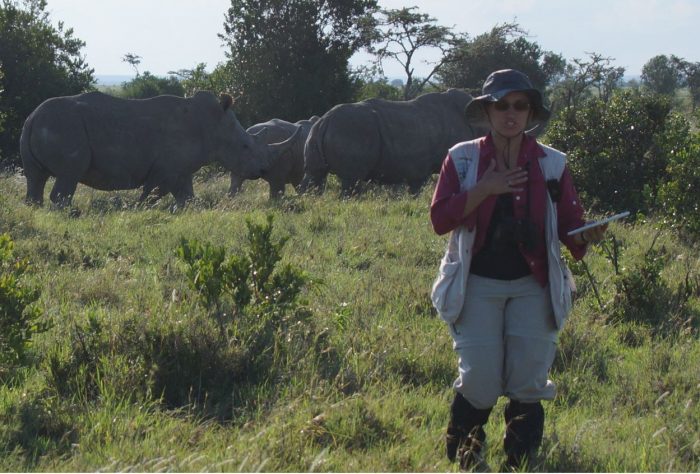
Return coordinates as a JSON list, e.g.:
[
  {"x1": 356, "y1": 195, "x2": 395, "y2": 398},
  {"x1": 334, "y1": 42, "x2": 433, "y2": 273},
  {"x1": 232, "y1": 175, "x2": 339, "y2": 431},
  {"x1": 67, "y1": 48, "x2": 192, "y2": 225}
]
[{"x1": 470, "y1": 193, "x2": 533, "y2": 280}]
